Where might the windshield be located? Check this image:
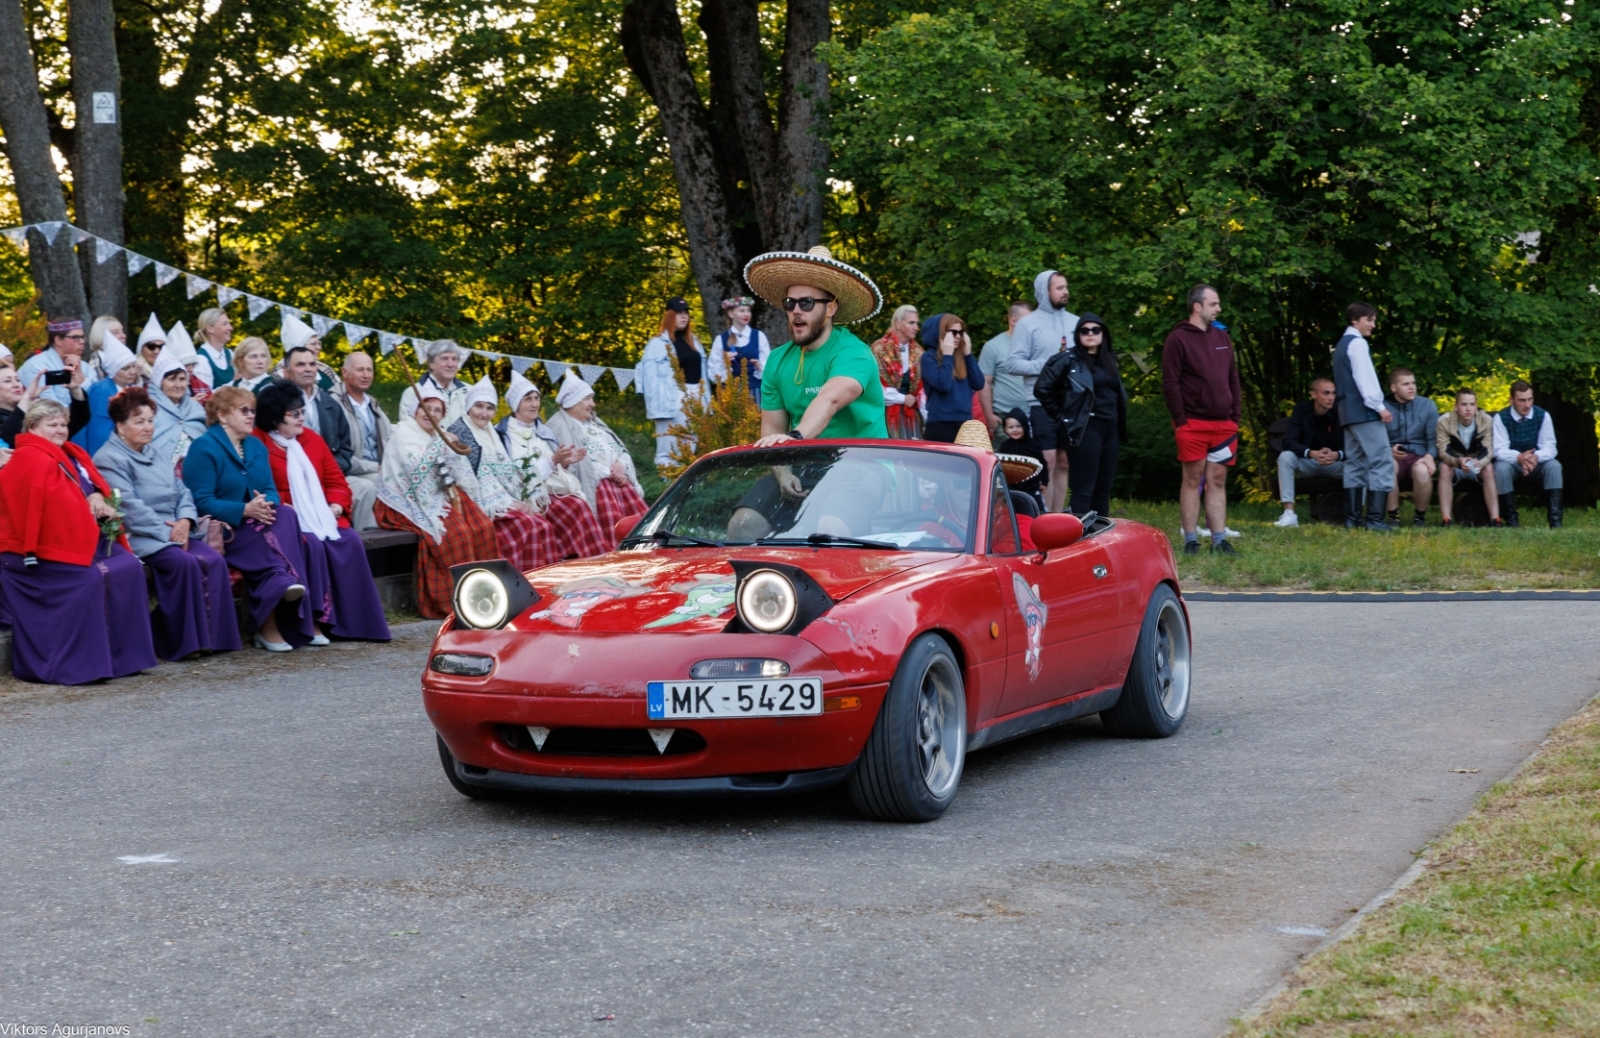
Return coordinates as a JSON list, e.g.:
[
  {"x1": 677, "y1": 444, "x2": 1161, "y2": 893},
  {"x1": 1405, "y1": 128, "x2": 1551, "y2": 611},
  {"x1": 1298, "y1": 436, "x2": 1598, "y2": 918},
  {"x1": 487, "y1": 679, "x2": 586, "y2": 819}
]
[{"x1": 628, "y1": 445, "x2": 980, "y2": 552}]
